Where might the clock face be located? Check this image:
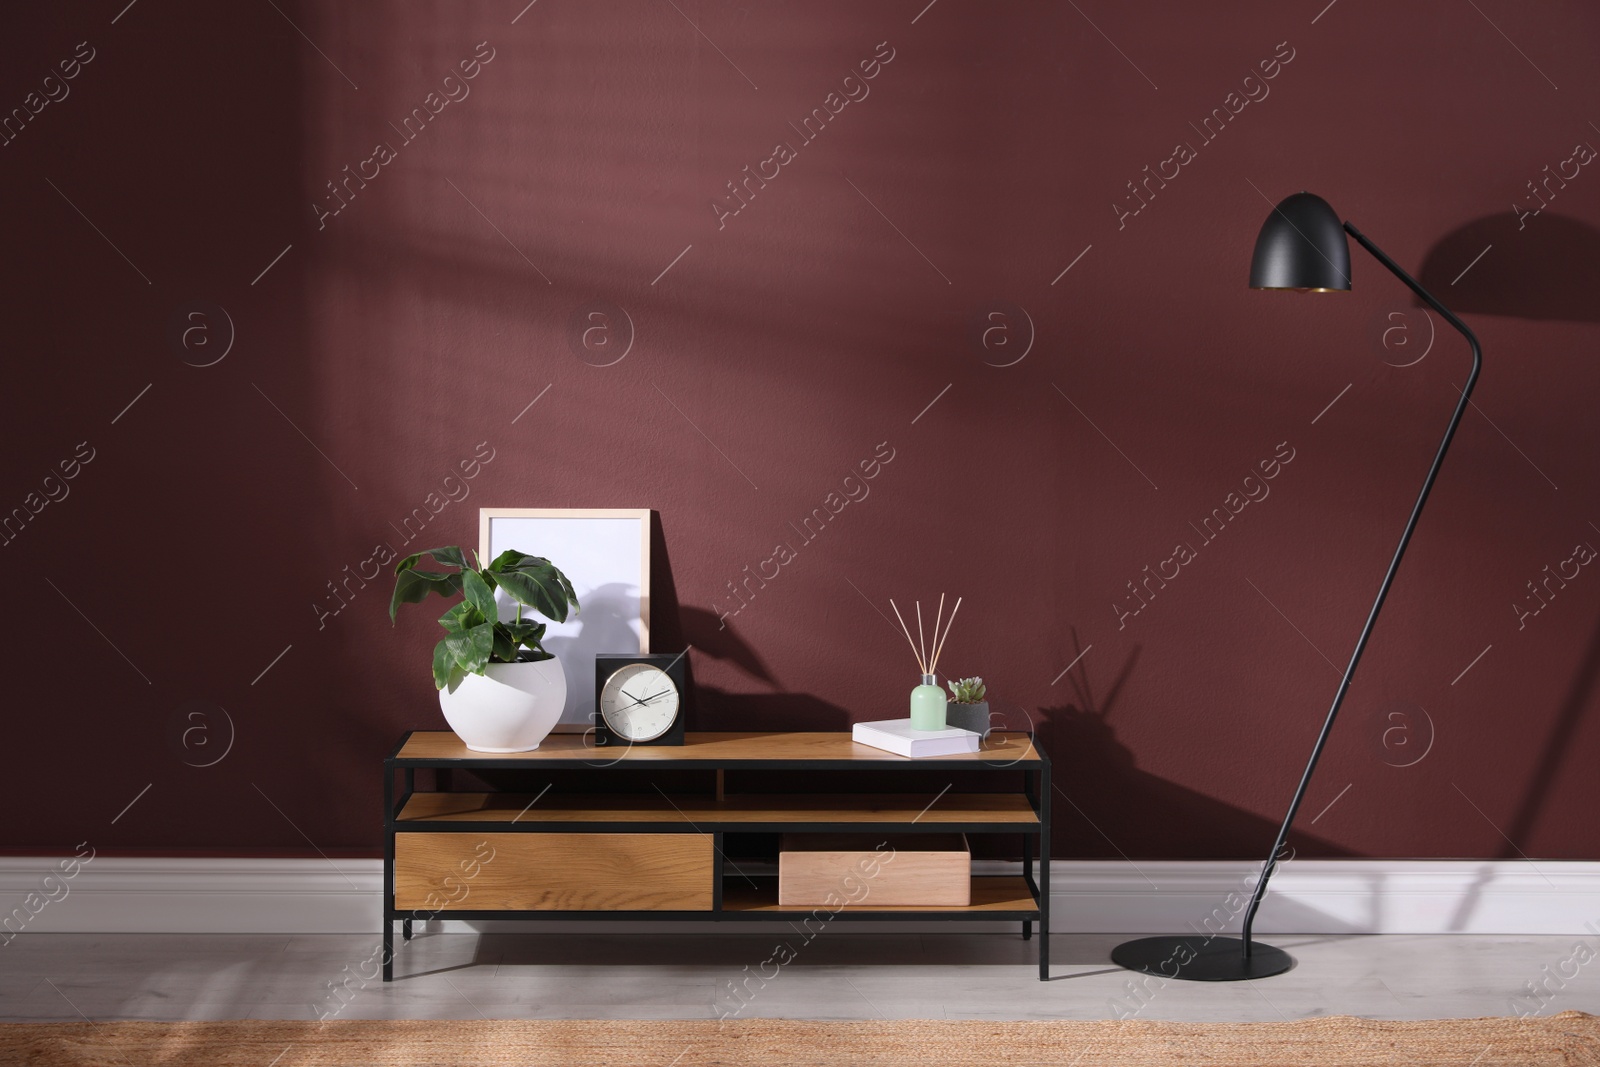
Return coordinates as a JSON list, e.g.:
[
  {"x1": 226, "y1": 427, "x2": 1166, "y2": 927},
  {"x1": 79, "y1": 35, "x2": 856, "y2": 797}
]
[{"x1": 598, "y1": 663, "x2": 681, "y2": 742}]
